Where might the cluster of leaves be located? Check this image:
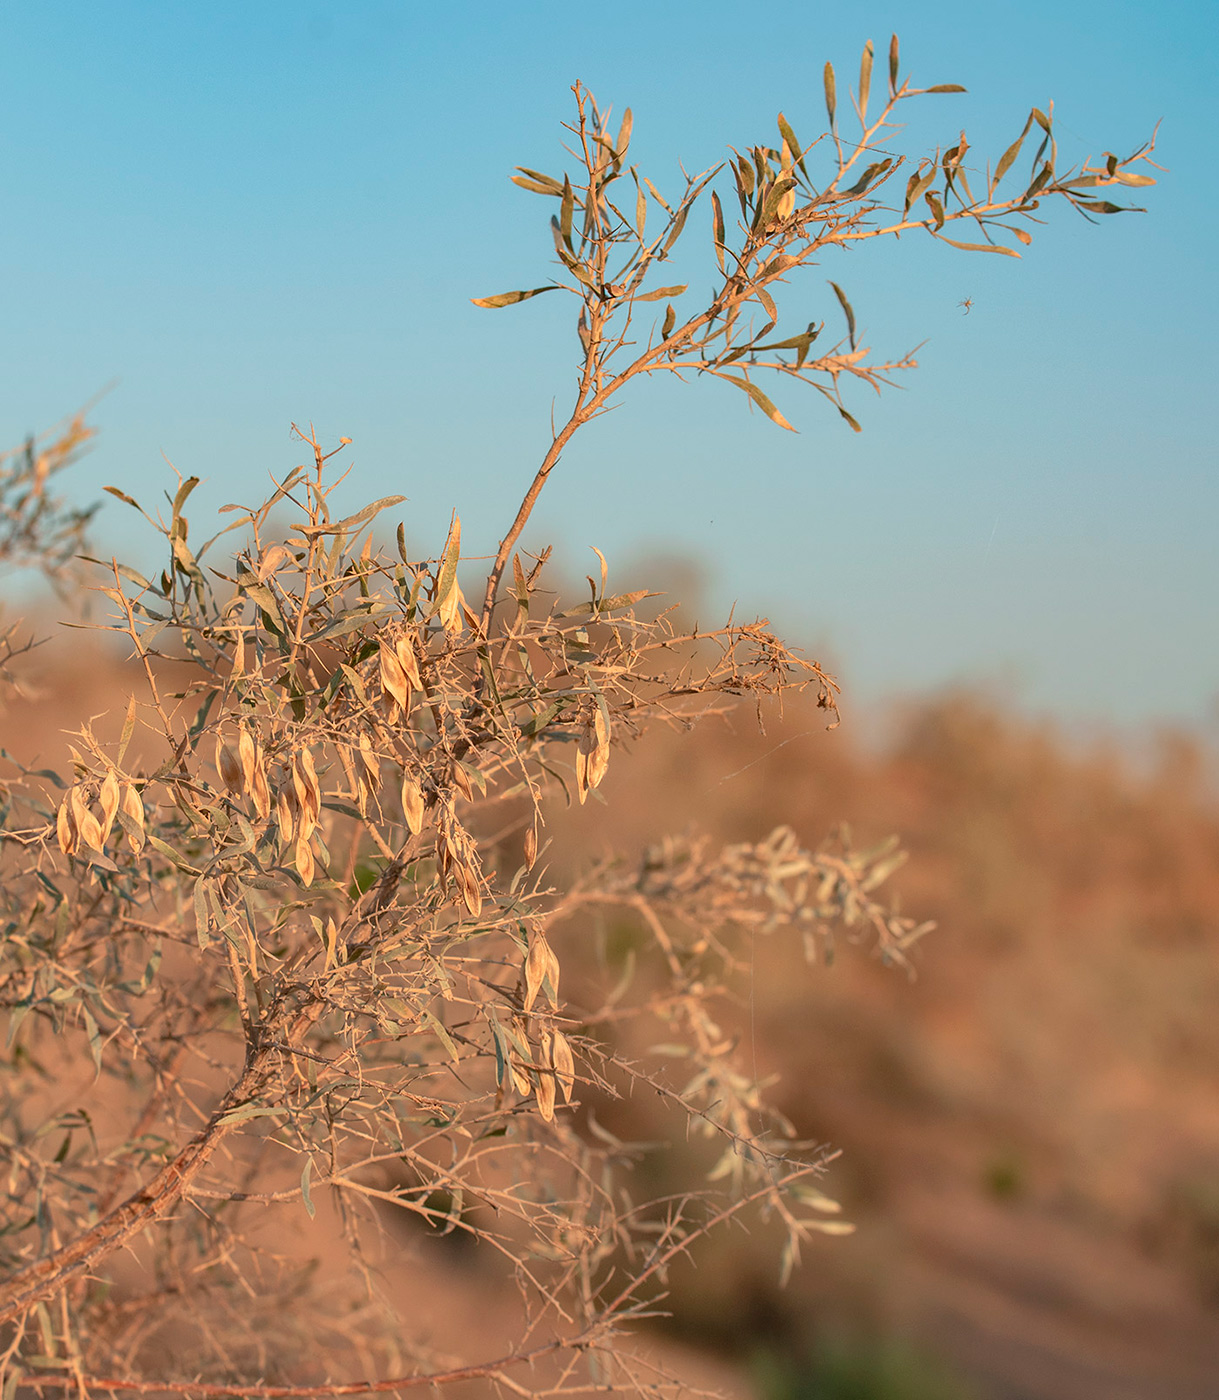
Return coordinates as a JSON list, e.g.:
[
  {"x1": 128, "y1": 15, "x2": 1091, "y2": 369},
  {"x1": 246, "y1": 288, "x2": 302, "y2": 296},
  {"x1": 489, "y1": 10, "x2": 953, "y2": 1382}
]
[
  {"x1": 475, "y1": 38, "x2": 1157, "y2": 448},
  {"x1": 0, "y1": 413, "x2": 97, "y2": 587}
]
